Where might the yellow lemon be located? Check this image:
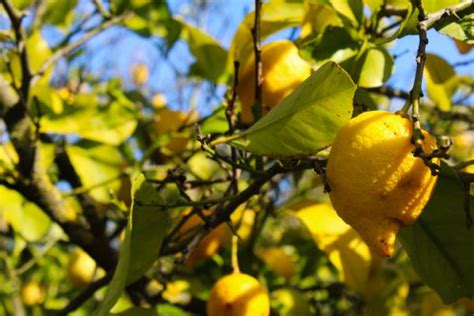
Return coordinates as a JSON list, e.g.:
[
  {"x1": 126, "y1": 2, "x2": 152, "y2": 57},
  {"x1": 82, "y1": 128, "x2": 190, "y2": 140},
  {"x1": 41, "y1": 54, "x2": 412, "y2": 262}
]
[
  {"x1": 68, "y1": 248, "x2": 97, "y2": 286},
  {"x1": 258, "y1": 247, "x2": 297, "y2": 280},
  {"x1": 230, "y1": 206, "x2": 256, "y2": 243},
  {"x1": 326, "y1": 111, "x2": 439, "y2": 257},
  {"x1": 151, "y1": 93, "x2": 167, "y2": 109},
  {"x1": 179, "y1": 210, "x2": 231, "y2": 267},
  {"x1": 207, "y1": 273, "x2": 270, "y2": 316},
  {"x1": 21, "y1": 280, "x2": 45, "y2": 306},
  {"x1": 153, "y1": 108, "x2": 196, "y2": 155},
  {"x1": 237, "y1": 40, "x2": 311, "y2": 124}
]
